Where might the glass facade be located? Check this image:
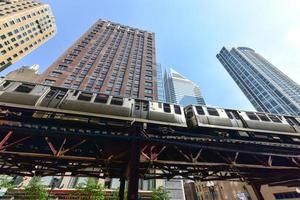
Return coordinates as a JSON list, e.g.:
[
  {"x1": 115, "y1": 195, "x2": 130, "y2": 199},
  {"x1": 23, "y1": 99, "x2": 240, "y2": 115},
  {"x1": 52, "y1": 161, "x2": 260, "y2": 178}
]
[
  {"x1": 164, "y1": 68, "x2": 205, "y2": 106},
  {"x1": 156, "y1": 63, "x2": 166, "y2": 102},
  {"x1": 217, "y1": 47, "x2": 300, "y2": 116}
]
